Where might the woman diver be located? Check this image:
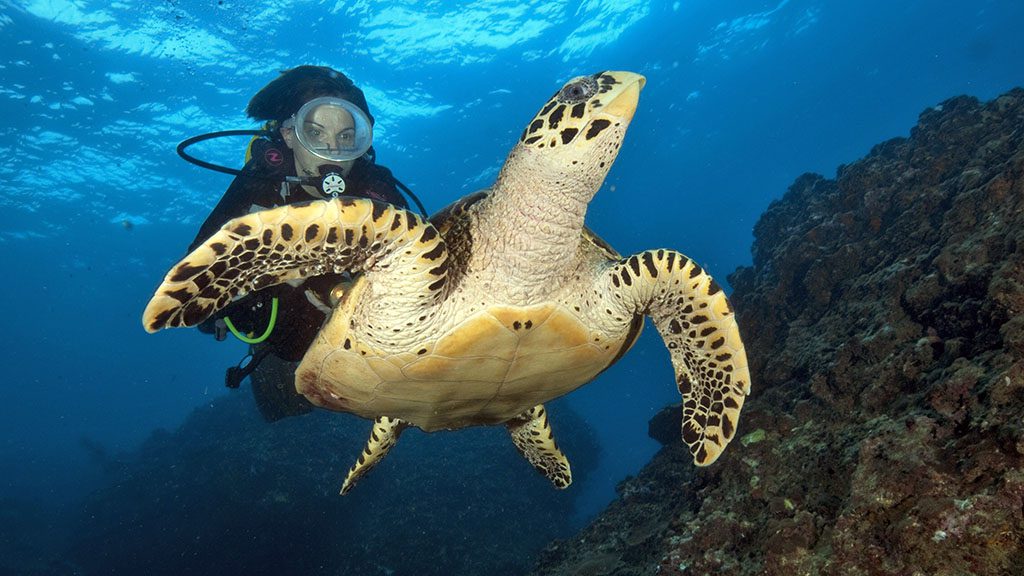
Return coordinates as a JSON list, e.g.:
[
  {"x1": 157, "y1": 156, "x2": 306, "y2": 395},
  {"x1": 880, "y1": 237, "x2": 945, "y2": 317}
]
[{"x1": 178, "y1": 65, "x2": 424, "y2": 421}]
